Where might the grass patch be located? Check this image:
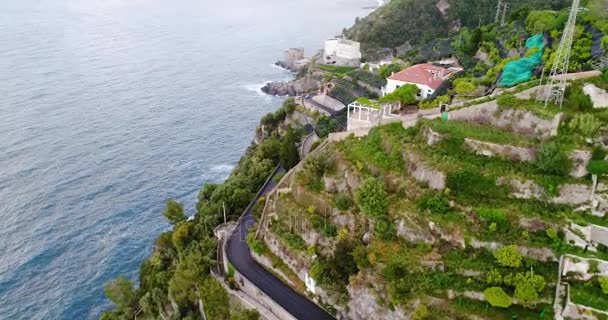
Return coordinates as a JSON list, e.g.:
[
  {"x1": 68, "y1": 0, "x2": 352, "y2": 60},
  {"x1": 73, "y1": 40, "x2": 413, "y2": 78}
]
[
  {"x1": 570, "y1": 280, "x2": 608, "y2": 311},
  {"x1": 318, "y1": 64, "x2": 357, "y2": 75},
  {"x1": 451, "y1": 298, "x2": 553, "y2": 320},
  {"x1": 424, "y1": 118, "x2": 534, "y2": 146}
]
